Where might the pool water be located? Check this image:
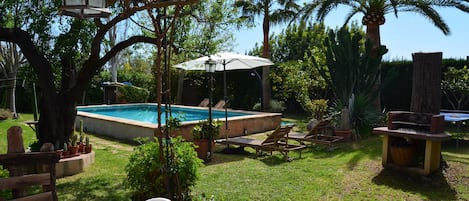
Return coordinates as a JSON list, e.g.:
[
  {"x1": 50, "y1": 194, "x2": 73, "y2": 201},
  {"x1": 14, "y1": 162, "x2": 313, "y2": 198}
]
[{"x1": 78, "y1": 104, "x2": 249, "y2": 124}]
